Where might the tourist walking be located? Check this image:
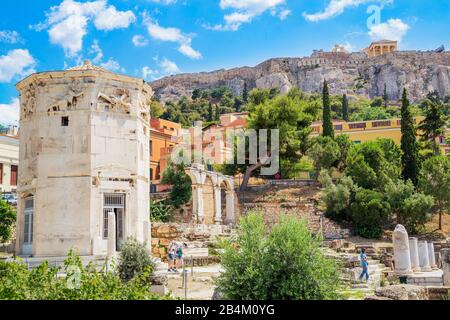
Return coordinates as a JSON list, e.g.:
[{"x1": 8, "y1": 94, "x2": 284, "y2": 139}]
[
  {"x1": 176, "y1": 242, "x2": 188, "y2": 269},
  {"x1": 167, "y1": 241, "x2": 178, "y2": 273},
  {"x1": 359, "y1": 248, "x2": 369, "y2": 282}
]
